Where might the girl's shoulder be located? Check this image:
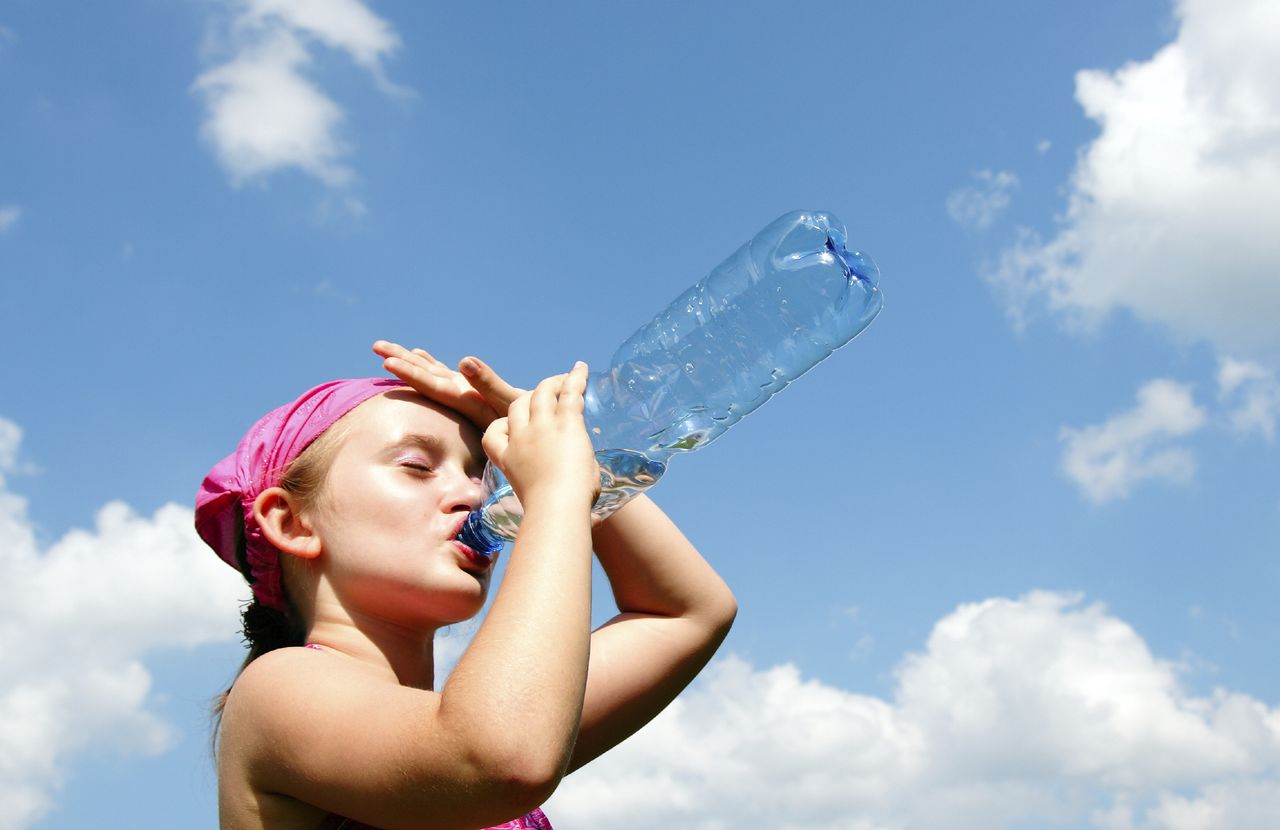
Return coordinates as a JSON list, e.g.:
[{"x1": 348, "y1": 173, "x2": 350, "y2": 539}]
[
  {"x1": 227, "y1": 645, "x2": 332, "y2": 701},
  {"x1": 226, "y1": 645, "x2": 442, "y2": 742},
  {"x1": 222, "y1": 646, "x2": 401, "y2": 749},
  {"x1": 220, "y1": 646, "x2": 446, "y2": 821}
]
